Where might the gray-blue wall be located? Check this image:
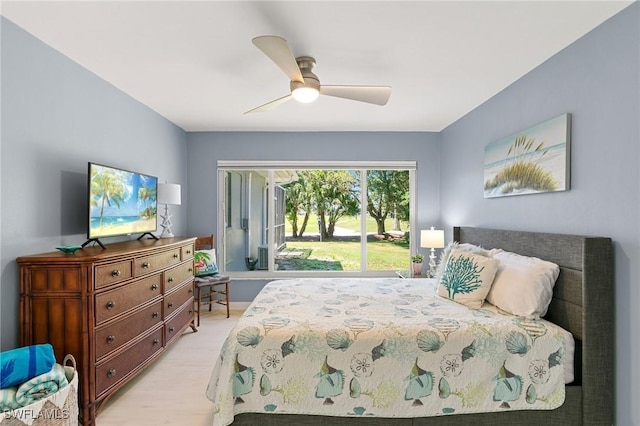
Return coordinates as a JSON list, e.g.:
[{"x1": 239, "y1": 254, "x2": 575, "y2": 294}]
[
  {"x1": 440, "y1": 4, "x2": 639, "y2": 424},
  {"x1": 186, "y1": 131, "x2": 441, "y2": 300},
  {"x1": 0, "y1": 17, "x2": 189, "y2": 350},
  {"x1": 2, "y1": 2, "x2": 639, "y2": 423}
]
